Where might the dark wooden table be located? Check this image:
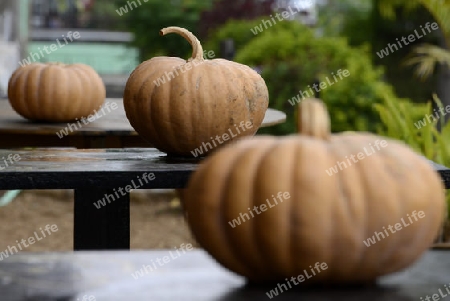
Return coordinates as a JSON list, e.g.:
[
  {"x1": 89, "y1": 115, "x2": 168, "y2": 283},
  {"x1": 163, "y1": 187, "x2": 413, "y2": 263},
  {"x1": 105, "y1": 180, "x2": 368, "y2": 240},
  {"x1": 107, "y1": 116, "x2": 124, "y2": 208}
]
[
  {"x1": 0, "y1": 98, "x2": 287, "y2": 148},
  {"x1": 0, "y1": 148, "x2": 449, "y2": 251},
  {"x1": 0, "y1": 249, "x2": 449, "y2": 301},
  {"x1": 0, "y1": 148, "x2": 199, "y2": 251}
]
